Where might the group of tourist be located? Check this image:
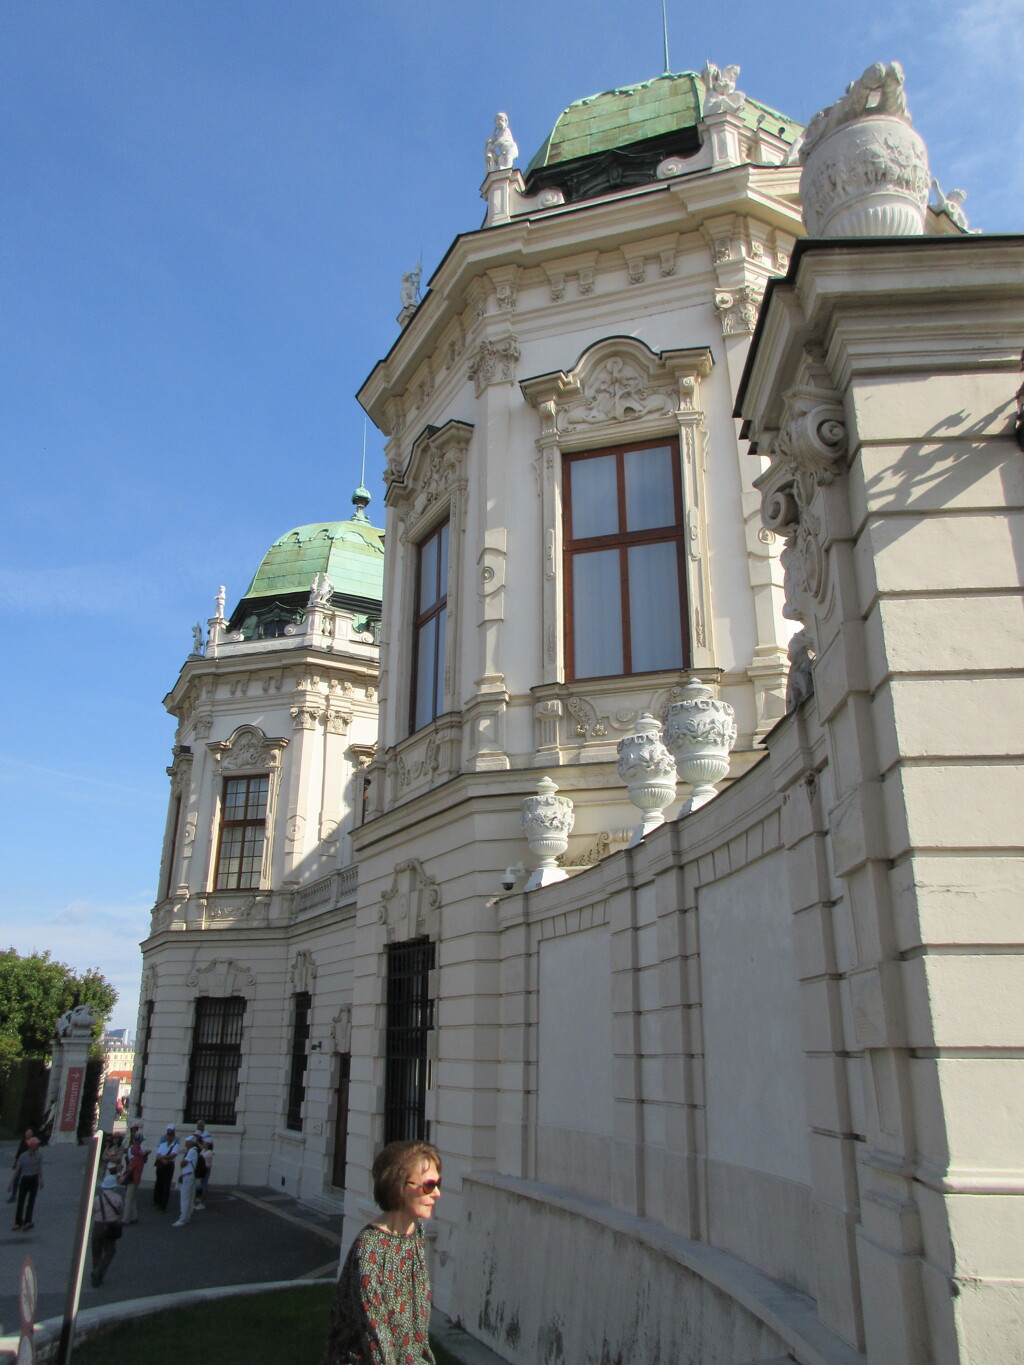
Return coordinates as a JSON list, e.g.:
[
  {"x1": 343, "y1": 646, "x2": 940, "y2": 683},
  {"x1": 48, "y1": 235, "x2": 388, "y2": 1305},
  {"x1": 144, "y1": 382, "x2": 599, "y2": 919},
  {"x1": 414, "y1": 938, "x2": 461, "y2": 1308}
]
[{"x1": 88, "y1": 1117, "x2": 215, "y2": 1286}]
